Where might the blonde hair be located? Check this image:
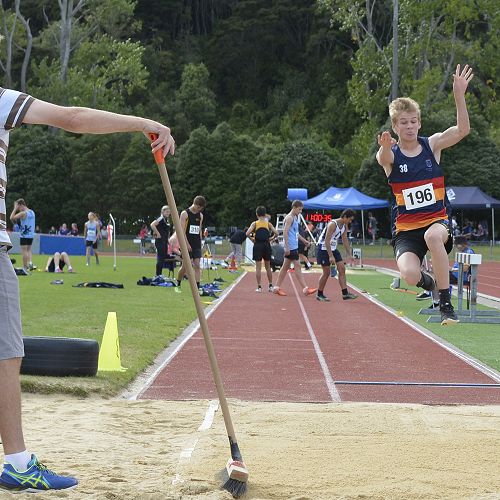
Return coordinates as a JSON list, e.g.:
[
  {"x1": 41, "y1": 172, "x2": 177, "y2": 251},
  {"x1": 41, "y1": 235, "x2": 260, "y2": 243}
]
[{"x1": 389, "y1": 97, "x2": 421, "y2": 127}]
